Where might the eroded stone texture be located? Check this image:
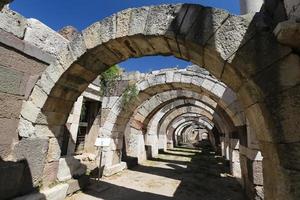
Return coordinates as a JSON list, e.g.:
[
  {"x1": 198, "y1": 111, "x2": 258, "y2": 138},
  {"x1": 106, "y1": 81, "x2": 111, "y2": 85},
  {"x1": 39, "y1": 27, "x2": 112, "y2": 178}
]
[{"x1": 13, "y1": 138, "x2": 49, "y2": 185}]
